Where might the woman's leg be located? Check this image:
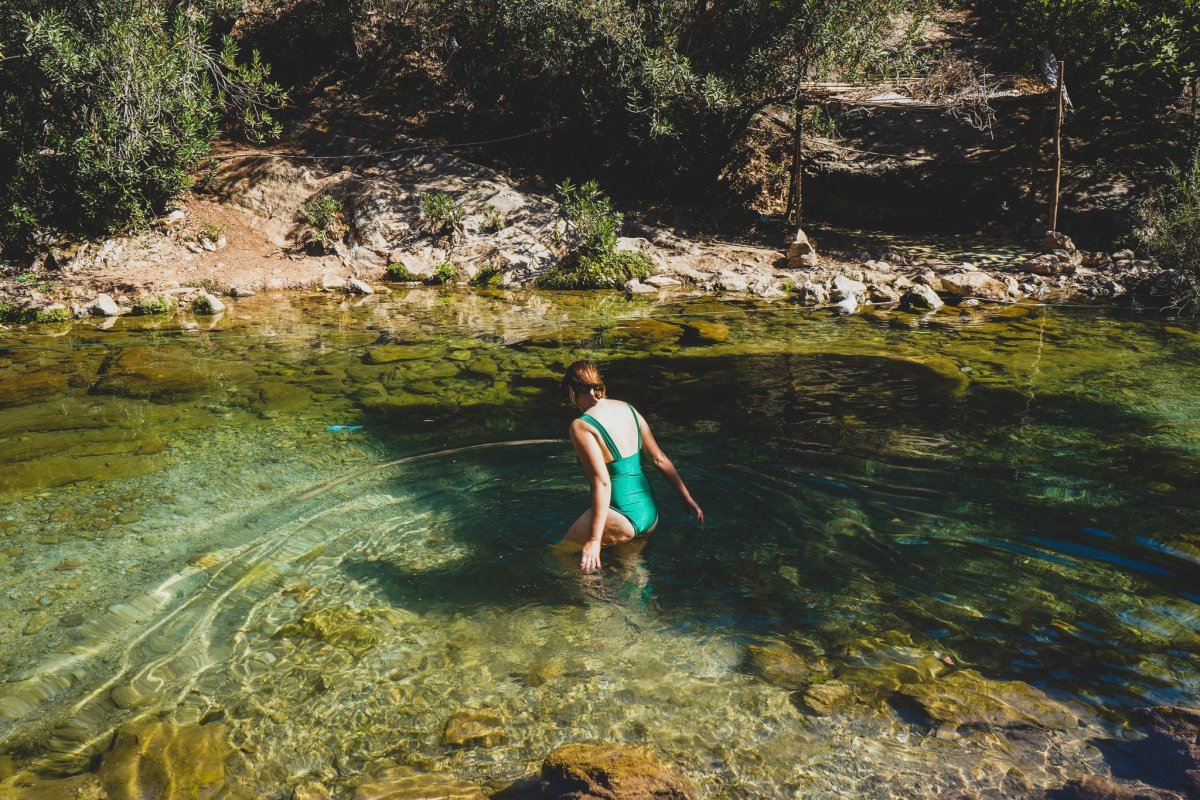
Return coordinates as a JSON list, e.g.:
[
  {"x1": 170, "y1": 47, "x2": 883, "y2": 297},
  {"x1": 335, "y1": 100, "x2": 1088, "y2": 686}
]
[{"x1": 555, "y1": 507, "x2": 637, "y2": 550}]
